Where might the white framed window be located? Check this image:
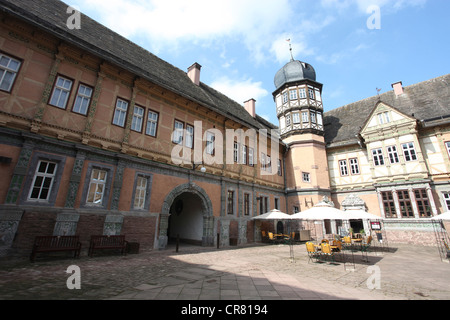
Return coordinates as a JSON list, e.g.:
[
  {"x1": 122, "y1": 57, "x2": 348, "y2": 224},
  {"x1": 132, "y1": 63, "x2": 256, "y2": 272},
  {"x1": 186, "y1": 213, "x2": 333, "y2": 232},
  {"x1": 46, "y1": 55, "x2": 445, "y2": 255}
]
[
  {"x1": 378, "y1": 112, "x2": 391, "y2": 124},
  {"x1": 299, "y1": 88, "x2": 307, "y2": 99},
  {"x1": 445, "y1": 142, "x2": 450, "y2": 158},
  {"x1": 349, "y1": 158, "x2": 360, "y2": 175},
  {"x1": 49, "y1": 76, "x2": 73, "y2": 109},
  {"x1": 339, "y1": 160, "x2": 348, "y2": 176},
  {"x1": 0, "y1": 53, "x2": 21, "y2": 92},
  {"x1": 302, "y1": 111, "x2": 309, "y2": 123},
  {"x1": 292, "y1": 113, "x2": 300, "y2": 124},
  {"x1": 131, "y1": 105, "x2": 145, "y2": 132},
  {"x1": 28, "y1": 161, "x2": 57, "y2": 202},
  {"x1": 261, "y1": 153, "x2": 266, "y2": 171},
  {"x1": 72, "y1": 84, "x2": 93, "y2": 115},
  {"x1": 249, "y1": 147, "x2": 254, "y2": 166},
  {"x1": 444, "y1": 193, "x2": 450, "y2": 211},
  {"x1": 317, "y1": 113, "x2": 323, "y2": 126},
  {"x1": 86, "y1": 169, "x2": 107, "y2": 205},
  {"x1": 302, "y1": 172, "x2": 311, "y2": 183},
  {"x1": 206, "y1": 132, "x2": 215, "y2": 155},
  {"x1": 285, "y1": 114, "x2": 291, "y2": 127},
  {"x1": 311, "y1": 112, "x2": 316, "y2": 124},
  {"x1": 277, "y1": 159, "x2": 282, "y2": 176},
  {"x1": 308, "y1": 88, "x2": 315, "y2": 100},
  {"x1": 134, "y1": 175, "x2": 148, "y2": 210},
  {"x1": 242, "y1": 145, "x2": 247, "y2": 165},
  {"x1": 172, "y1": 120, "x2": 184, "y2": 144},
  {"x1": 185, "y1": 124, "x2": 194, "y2": 149},
  {"x1": 146, "y1": 110, "x2": 159, "y2": 137},
  {"x1": 402, "y1": 142, "x2": 417, "y2": 161},
  {"x1": 267, "y1": 155, "x2": 271, "y2": 171},
  {"x1": 372, "y1": 148, "x2": 385, "y2": 166},
  {"x1": 289, "y1": 89, "x2": 297, "y2": 100},
  {"x1": 234, "y1": 141, "x2": 240, "y2": 163},
  {"x1": 112, "y1": 98, "x2": 129, "y2": 127},
  {"x1": 387, "y1": 145, "x2": 399, "y2": 164},
  {"x1": 282, "y1": 92, "x2": 288, "y2": 104}
]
